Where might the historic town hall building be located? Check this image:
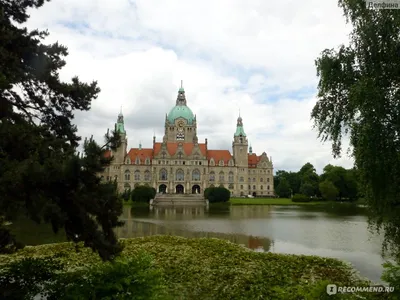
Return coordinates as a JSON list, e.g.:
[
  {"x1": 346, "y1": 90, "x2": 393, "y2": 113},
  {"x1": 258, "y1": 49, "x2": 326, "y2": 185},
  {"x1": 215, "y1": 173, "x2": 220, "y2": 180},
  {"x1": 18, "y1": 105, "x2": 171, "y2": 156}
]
[{"x1": 102, "y1": 85, "x2": 274, "y2": 197}]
